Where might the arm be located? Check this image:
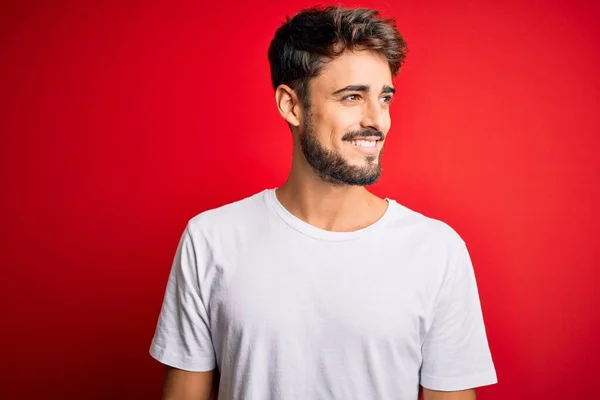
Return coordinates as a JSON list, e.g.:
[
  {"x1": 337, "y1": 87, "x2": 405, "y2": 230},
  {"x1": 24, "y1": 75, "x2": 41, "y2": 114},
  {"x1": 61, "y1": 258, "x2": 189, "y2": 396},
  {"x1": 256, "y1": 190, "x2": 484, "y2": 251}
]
[
  {"x1": 419, "y1": 241, "x2": 497, "y2": 393},
  {"x1": 422, "y1": 387, "x2": 476, "y2": 400},
  {"x1": 162, "y1": 366, "x2": 216, "y2": 400},
  {"x1": 150, "y1": 225, "x2": 219, "y2": 399}
]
